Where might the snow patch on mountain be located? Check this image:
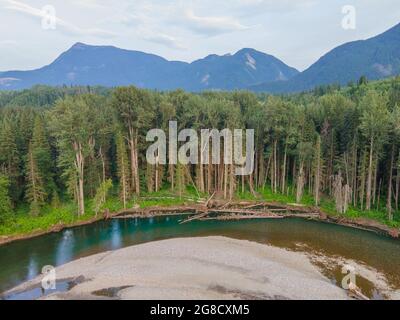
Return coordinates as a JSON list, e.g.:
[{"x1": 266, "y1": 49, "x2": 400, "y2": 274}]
[{"x1": 245, "y1": 53, "x2": 257, "y2": 70}]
